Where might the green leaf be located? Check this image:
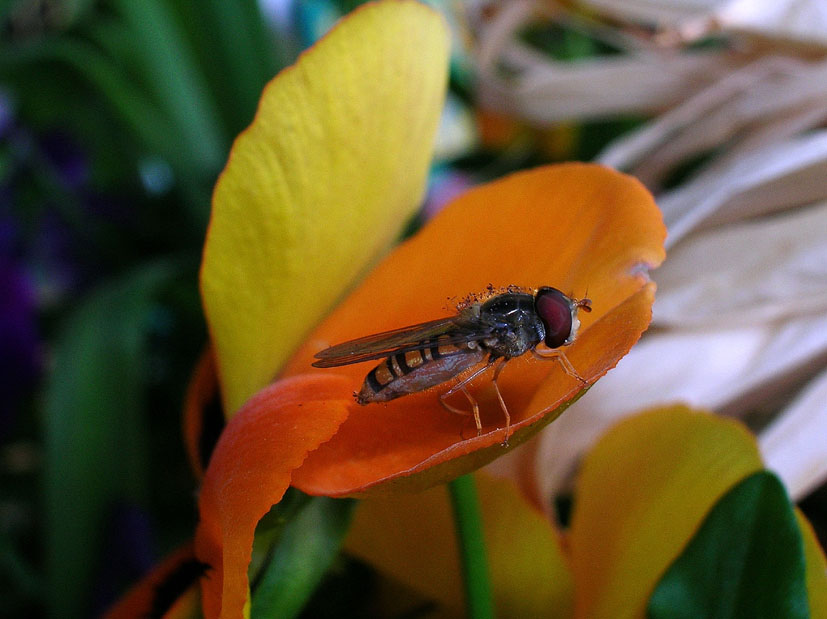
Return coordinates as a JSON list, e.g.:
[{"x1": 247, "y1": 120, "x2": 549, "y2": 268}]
[
  {"x1": 43, "y1": 261, "x2": 181, "y2": 619},
  {"x1": 250, "y1": 496, "x2": 357, "y2": 619},
  {"x1": 174, "y1": 0, "x2": 281, "y2": 135},
  {"x1": 0, "y1": 531, "x2": 41, "y2": 615},
  {"x1": 648, "y1": 471, "x2": 810, "y2": 619},
  {"x1": 109, "y1": 0, "x2": 228, "y2": 174}
]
